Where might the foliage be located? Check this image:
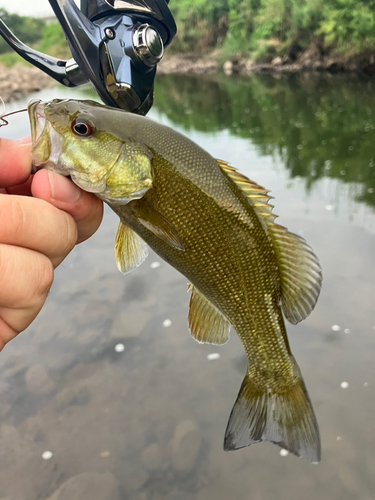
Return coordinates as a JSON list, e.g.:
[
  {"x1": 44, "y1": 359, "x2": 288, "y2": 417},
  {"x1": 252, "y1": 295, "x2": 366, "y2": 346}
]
[
  {"x1": 169, "y1": 0, "x2": 229, "y2": 52},
  {"x1": 0, "y1": 7, "x2": 70, "y2": 64},
  {"x1": 38, "y1": 23, "x2": 70, "y2": 59},
  {"x1": 169, "y1": 0, "x2": 375, "y2": 58},
  {"x1": 2, "y1": 2, "x2": 375, "y2": 65},
  {"x1": 0, "y1": 8, "x2": 46, "y2": 54},
  {"x1": 318, "y1": 0, "x2": 375, "y2": 53},
  {"x1": 0, "y1": 52, "x2": 27, "y2": 67}
]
